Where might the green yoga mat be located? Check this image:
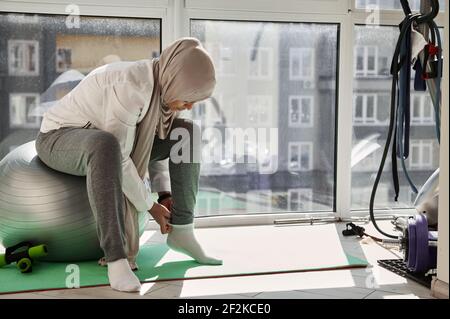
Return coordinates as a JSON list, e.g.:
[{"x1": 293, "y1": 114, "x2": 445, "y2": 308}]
[{"x1": 0, "y1": 224, "x2": 368, "y2": 295}]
